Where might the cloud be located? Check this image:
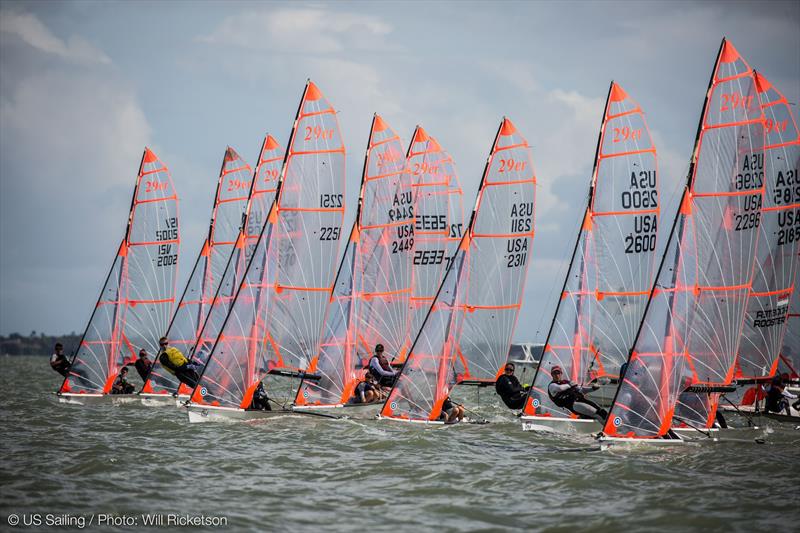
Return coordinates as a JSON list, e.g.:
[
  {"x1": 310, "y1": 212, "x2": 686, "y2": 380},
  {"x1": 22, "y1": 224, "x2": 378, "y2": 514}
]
[
  {"x1": 200, "y1": 6, "x2": 392, "y2": 53},
  {"x1": 0, "y1": 10, "x2": 111, "y2": 65}
]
